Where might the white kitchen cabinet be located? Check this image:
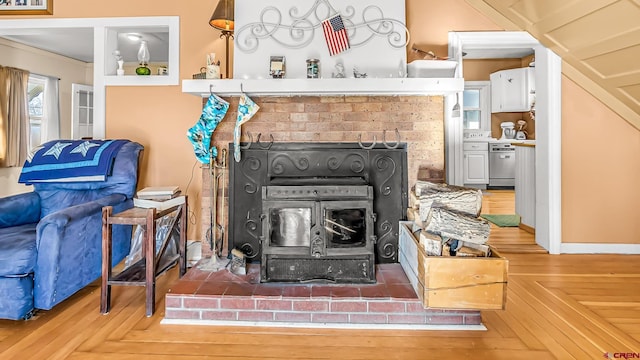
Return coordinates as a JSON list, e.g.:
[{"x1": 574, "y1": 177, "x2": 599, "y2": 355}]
[
  {"x1": 490, "y1": 67, "x2": 535, "y2": 113},
  {"x1": 463, "y1": 142, "x2": 489, "y2": 185}
]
